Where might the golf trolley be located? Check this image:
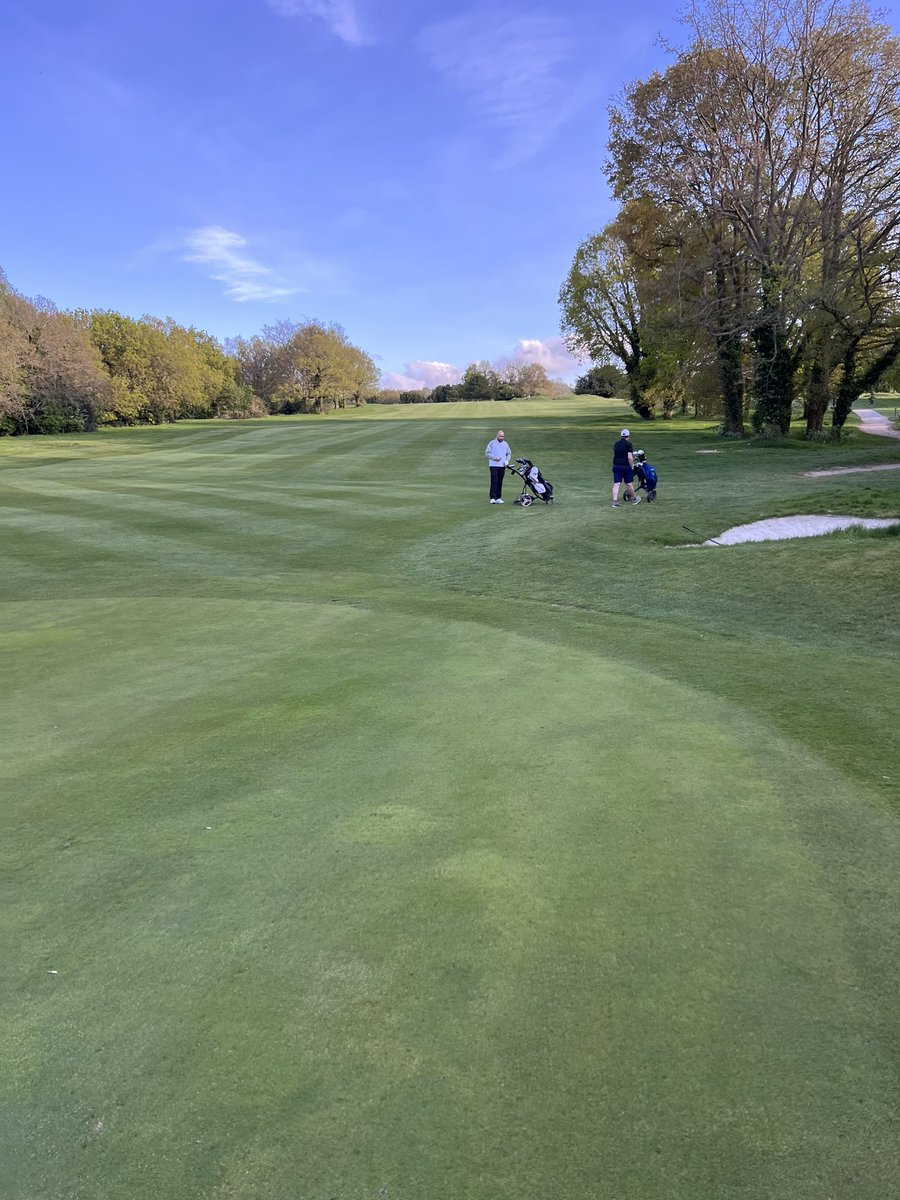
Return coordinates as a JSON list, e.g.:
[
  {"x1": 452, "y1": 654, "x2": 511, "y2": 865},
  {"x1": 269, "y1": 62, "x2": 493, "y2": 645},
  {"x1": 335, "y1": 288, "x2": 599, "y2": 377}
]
[
  {"x1": 633, "y1": 450, "x2": 658, "y2": 502},
  {"x1": 507, "y1": 457, "x2": 554, "y2": 506}
]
